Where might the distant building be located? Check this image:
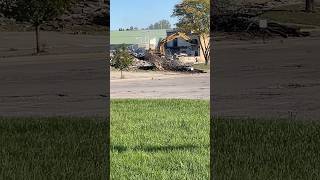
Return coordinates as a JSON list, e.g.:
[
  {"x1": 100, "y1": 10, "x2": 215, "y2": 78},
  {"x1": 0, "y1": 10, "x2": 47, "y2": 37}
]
[{"x1": 110, "y1": 29, "x2": 167, "y2": 50}]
